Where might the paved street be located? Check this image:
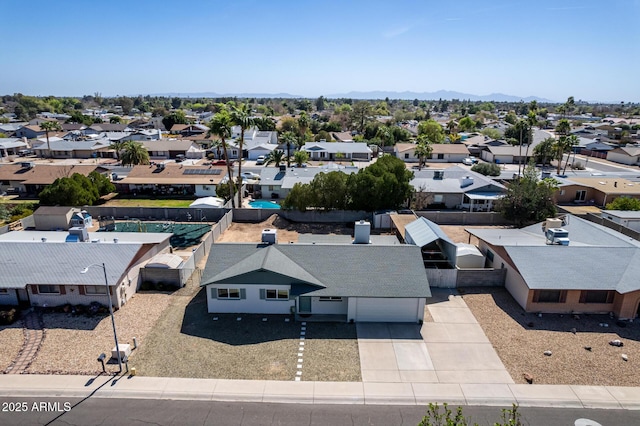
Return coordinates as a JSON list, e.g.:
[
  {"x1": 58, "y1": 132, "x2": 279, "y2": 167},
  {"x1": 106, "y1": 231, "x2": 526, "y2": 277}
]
[{"x1": 0, "y1": 397, "x2": 637, "y2": 426}]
